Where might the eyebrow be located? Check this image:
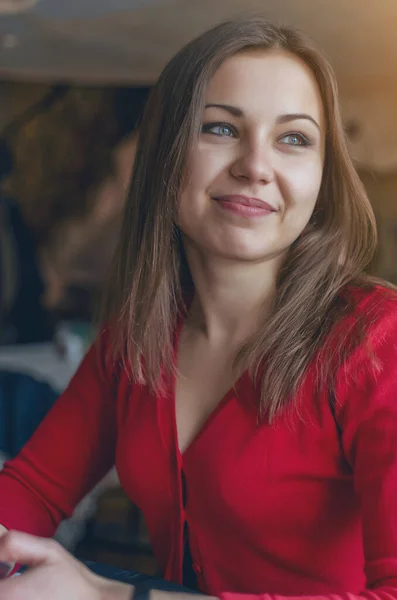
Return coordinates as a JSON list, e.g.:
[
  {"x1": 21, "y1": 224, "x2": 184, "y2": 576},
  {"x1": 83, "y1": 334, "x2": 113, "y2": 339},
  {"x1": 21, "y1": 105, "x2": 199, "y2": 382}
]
[
  {"x1": 204, "y1": 104, "x2": 320, "y2": 131},
  {"x1": 205, "y1": 103, "x2": 243, "y2": 117},
  {"x1": 276, "y1": 113, "x2": 320, "y2": 131}
]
